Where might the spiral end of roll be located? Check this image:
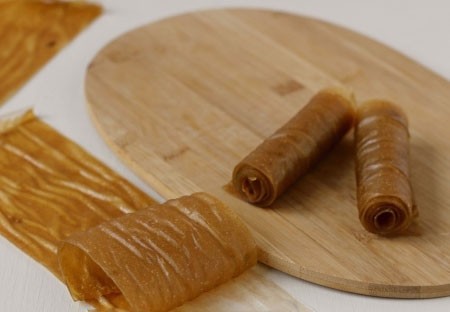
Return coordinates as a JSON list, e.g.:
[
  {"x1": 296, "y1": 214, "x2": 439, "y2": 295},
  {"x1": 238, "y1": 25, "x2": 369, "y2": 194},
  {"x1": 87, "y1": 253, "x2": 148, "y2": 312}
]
[
  {"x1": 232, "y1": 165, "x2": 275, "y2": 207},
  {"x1": 359, "y1": 197, "x2": 414, "y2": 236},
  {"x1": 373, "y1": 206, "x2": 397, "y2": 233},
  {"x1": 241, "y1": 176, "x2": 263, "y2": 203}
]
